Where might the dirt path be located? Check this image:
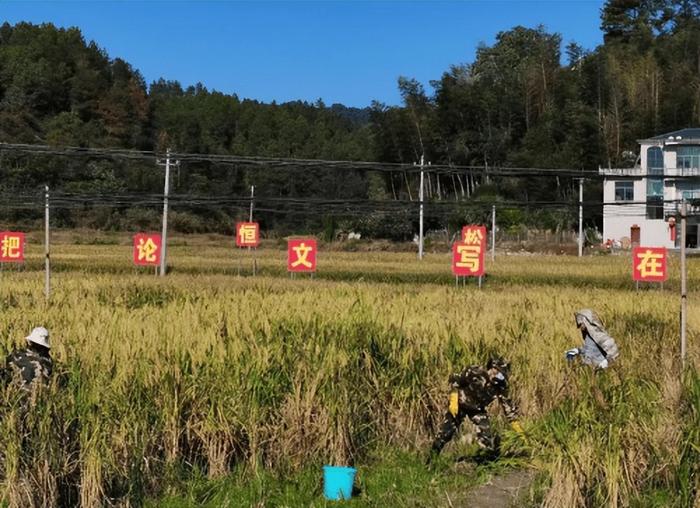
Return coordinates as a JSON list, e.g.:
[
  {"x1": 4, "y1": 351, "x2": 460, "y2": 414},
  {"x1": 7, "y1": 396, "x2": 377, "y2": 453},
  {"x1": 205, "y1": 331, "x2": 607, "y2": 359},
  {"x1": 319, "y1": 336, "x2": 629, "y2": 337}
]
[{"x1": 447, "y1": 468, "x2": 536, "y2": 508}]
